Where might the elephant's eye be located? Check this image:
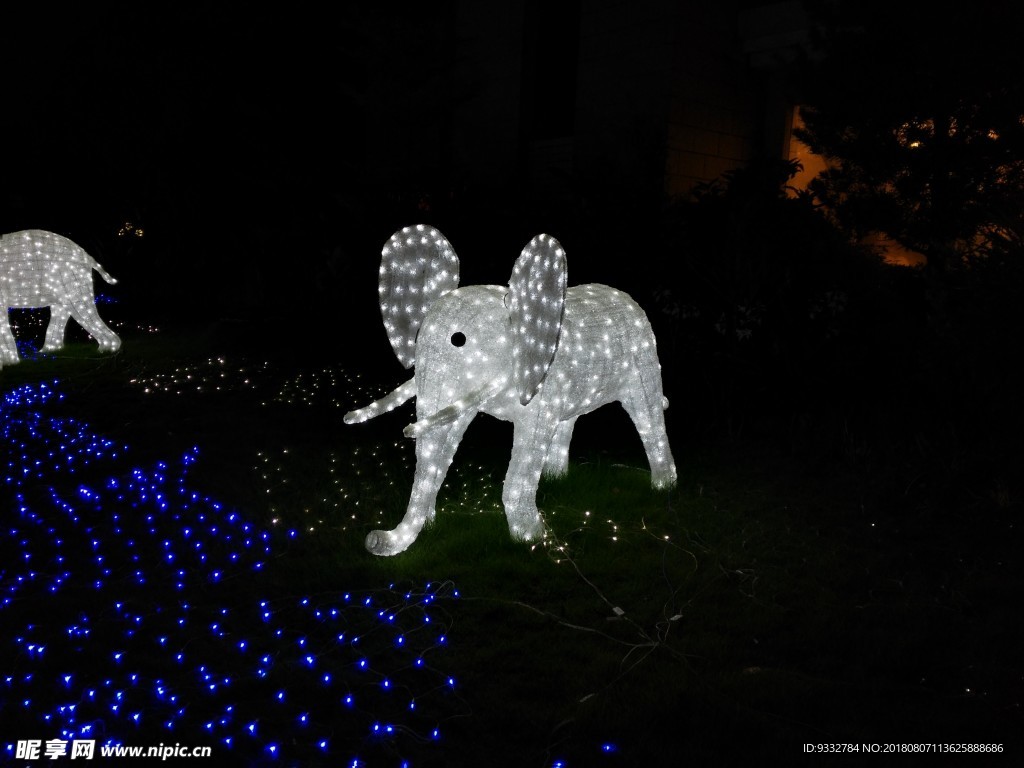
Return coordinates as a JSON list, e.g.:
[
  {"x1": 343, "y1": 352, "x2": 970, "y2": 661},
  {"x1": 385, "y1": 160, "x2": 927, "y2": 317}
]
[{"x1": 450, "y1": 331, "x2": 466, "y2": 348}]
